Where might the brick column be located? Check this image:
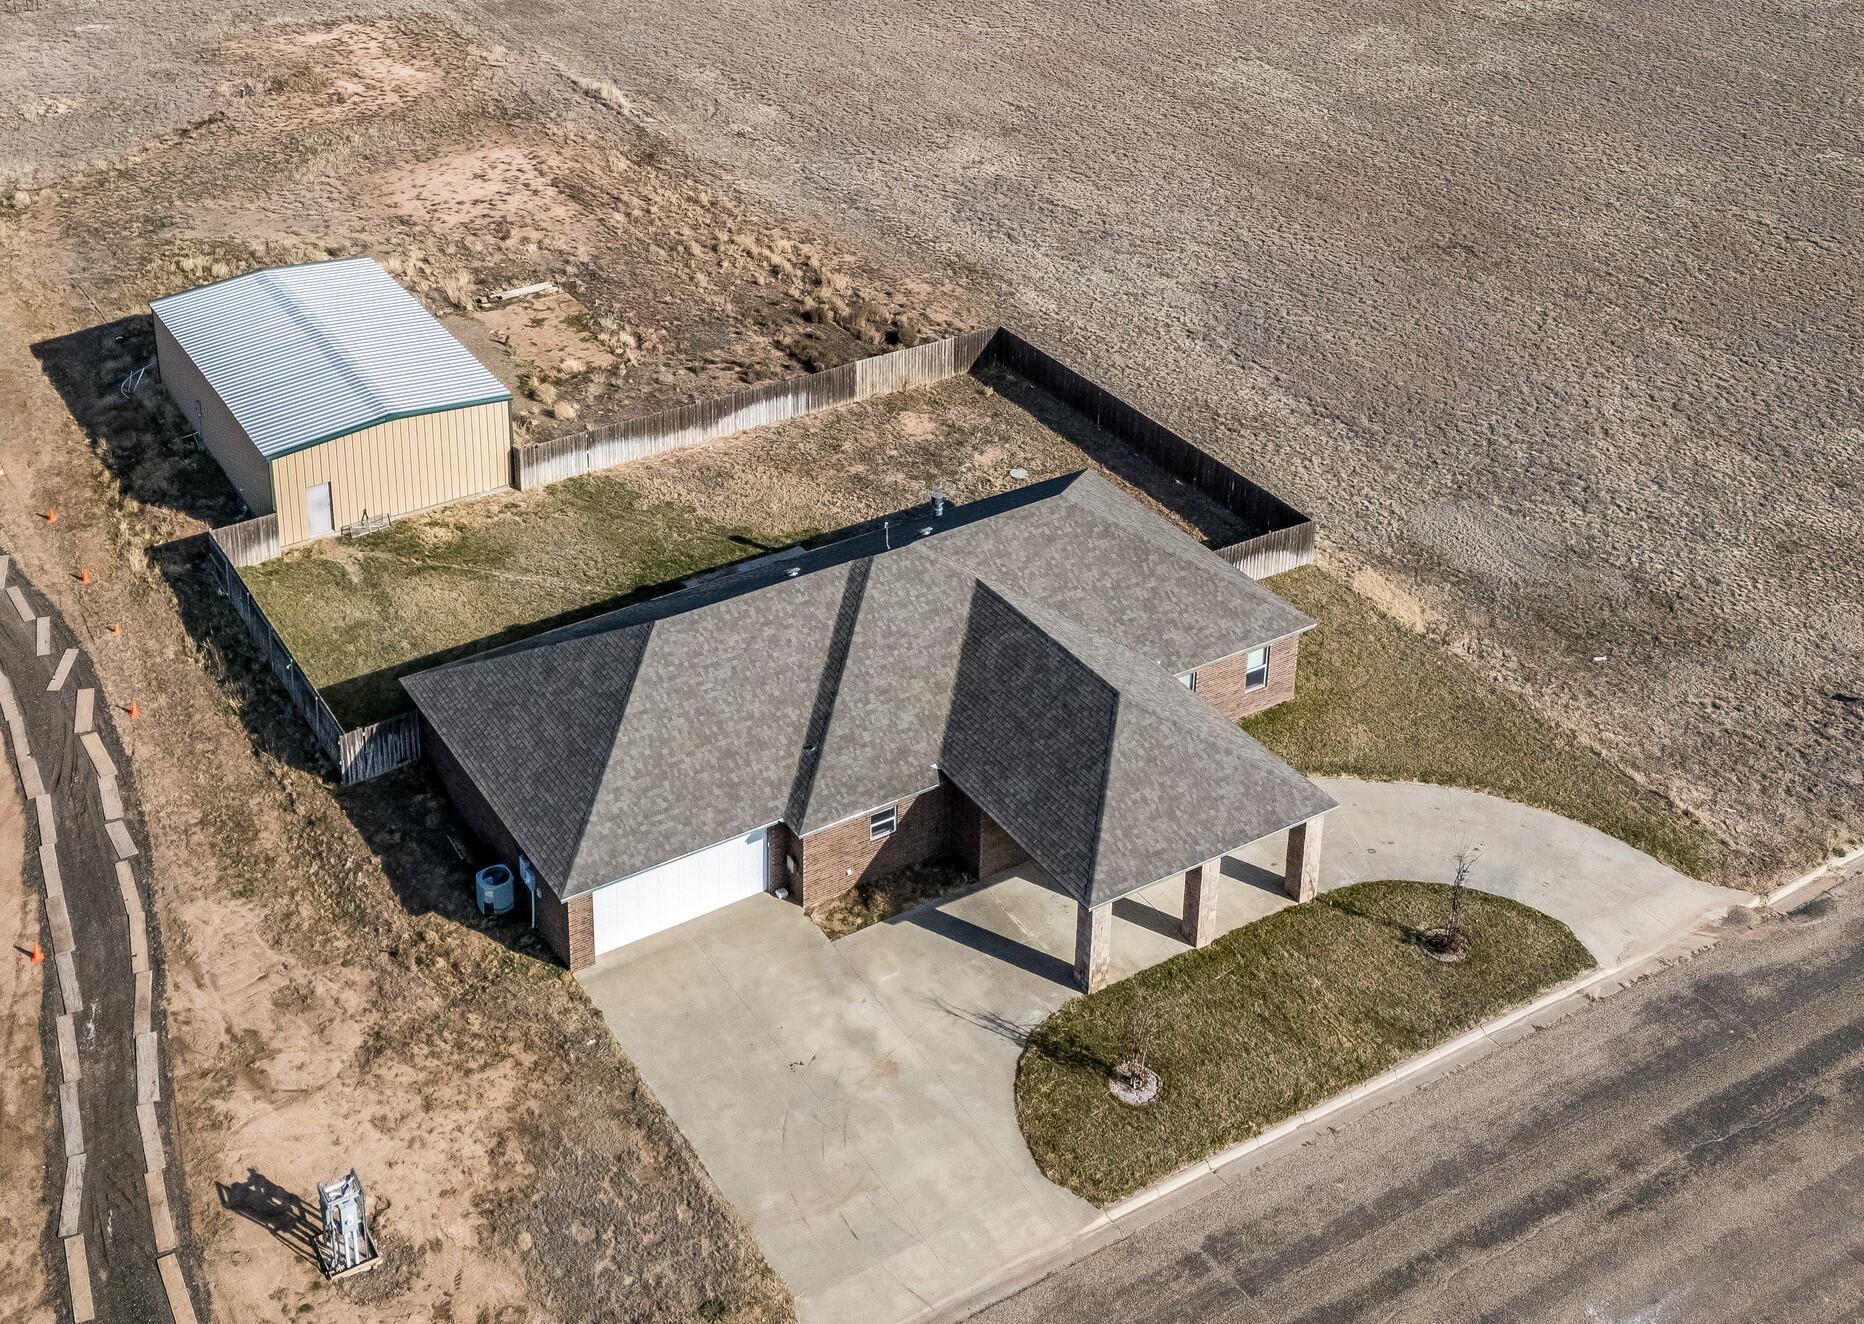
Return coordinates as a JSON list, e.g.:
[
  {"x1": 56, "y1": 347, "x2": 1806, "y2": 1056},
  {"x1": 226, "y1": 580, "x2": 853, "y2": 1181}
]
[
  {"x1": 1181, "y1": 860, "x2": 1220, "y2": 948},
  {"x1": 1284, "y1": 814, "x2": 1326, "y2": 903},
  {"x1": 1074, "y1": 900, "x2": 1112, "y2": 993}
]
